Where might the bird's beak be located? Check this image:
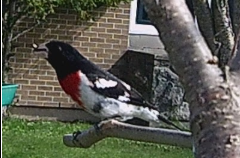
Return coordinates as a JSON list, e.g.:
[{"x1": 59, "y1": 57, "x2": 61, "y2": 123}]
[{"x1": 32, "y1": 43, "x2": 48, "y2": 59}]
